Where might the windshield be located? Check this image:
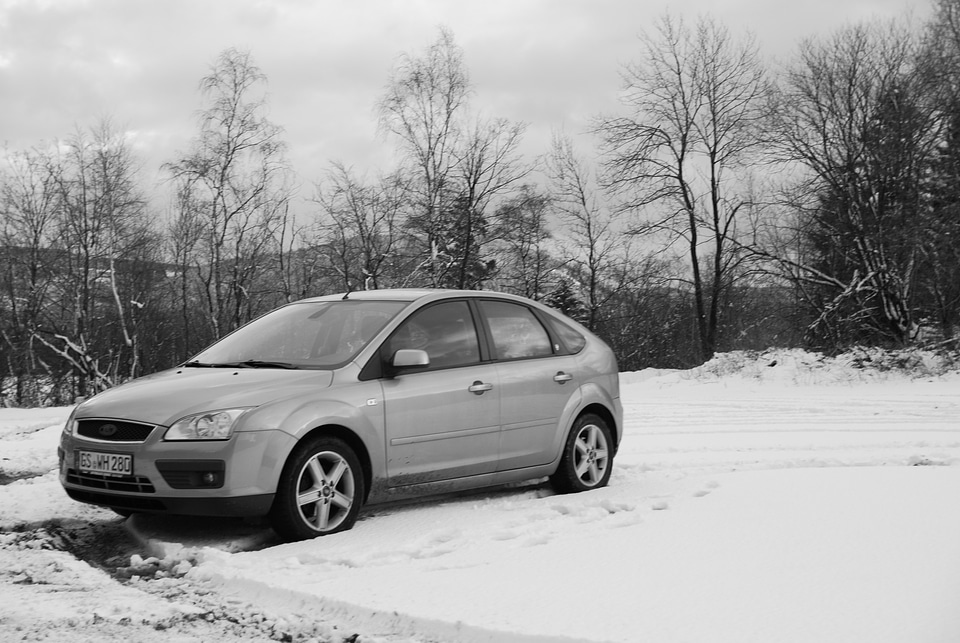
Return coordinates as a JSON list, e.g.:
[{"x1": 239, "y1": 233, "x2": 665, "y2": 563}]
[{"x1": 186, "y1": 300, "x2": 409, "y2": 369}]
